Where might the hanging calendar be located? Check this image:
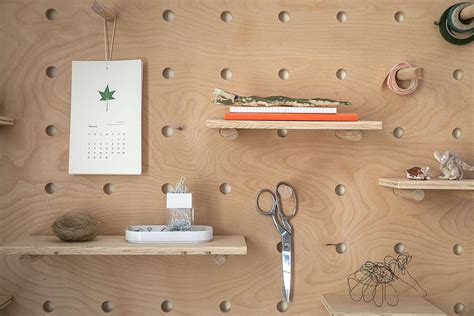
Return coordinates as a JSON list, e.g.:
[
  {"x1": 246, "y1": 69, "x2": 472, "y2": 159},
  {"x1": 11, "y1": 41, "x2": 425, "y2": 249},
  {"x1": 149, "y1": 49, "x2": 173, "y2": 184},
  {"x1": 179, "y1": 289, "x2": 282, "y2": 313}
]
[{"x1": 69, "y1": 60, "x2": 143, "y2": 175}]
